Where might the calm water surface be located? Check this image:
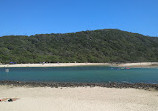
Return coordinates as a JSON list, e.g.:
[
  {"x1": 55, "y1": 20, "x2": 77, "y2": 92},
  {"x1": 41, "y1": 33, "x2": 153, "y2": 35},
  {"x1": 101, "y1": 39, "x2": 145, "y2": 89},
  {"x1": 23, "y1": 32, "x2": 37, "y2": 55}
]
[{"x1": 0, "y1": 66, "x2": 158, "y2": 83}]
